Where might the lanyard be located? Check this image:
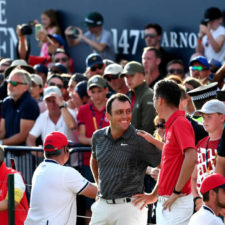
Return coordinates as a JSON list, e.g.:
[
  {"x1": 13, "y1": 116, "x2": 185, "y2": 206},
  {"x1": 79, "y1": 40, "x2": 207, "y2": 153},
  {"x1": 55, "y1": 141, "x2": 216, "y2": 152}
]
[
  {"x1": 205, "y1": 138, "x2": 217, "y2": 173},
  {"x1": 90, "y1": 104, "x2": 106, "y2": 131}
]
